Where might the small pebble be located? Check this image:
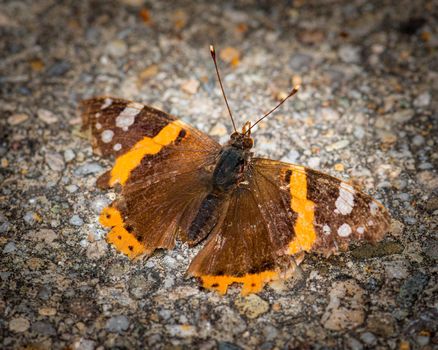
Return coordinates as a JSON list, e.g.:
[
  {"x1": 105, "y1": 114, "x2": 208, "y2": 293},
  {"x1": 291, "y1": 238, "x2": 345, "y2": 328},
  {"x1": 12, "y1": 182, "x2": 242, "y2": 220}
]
[
  {"x1": 181, "y1": 79, "x2": 200, "y2": 94},
  {"x1": 106, "y1": 40, "x2": 128, "y2": 58},
  {"x1": 163, "y1": 256, "x2": 177, "y2": 268},
  {"x1": 9, "y1": 317, "x2": 30, "y2": 332},
  {"x1": 308, "y1": 157, "x2": 320, "y2": 168},
  {"x1": 235, "y1": 294, "x2": 269, "y2": 319},
  {"x1": 418, "y1": 162, "x2": 433, "y2": 170},
  {"x1": 282, "y1": 150, "x2": 300, "y2": 163},
  {"x1": 37, "y1": 109, "x2": 58, "y2": 124},
  {"x1": 7, "y1": 113, "x2": 28, "y2": 125},
  {"x1": 72, "y1": 339, "x2": 96, "y2": 350},
  {"x1": 3, "y1": 242, "x2": 16, "y2": 254},
  {"x1": 334, "y1": 163, "x2": 344, "y2": 172},
  {"x1": 74, "y1": 162, "x2": 103, "y2": 176},
  {"x1": 354, "y1": 126, "x2": 365, "y2": 139},
  {"x1": 45, "y1": 152, "x2": 65, "y2": 172},
  {"x1": 319, "y1": 107, "x2": 339, "y2": 121},
  {"x1": 384, "y1": 261, "x2": 409, "y2": 279},
  {"x1": 360, "y1": 332, "x2": 377, "y2": 346},
  {"x1": 69, "y1": 215, "x2": 84, "y2": 226},
  {"x1": 31, "y1": 321, "x2": 56, "y2": 336},
  {"x1": 327, "y1": 139, "x2": 350, "y2": 151},
  {"x1": 166, "y1": 324, "x2": 197, "y2": 337},
  {"x1": 321, "y1": 280, "x2": 365, "y2": 331},
  {"x1": 0, "y1": 221, "x2": 10, "y2": 233},
  {"x1": 417, "y1": 171, "x2": 438, "y2": 191},
  {"x1": 23, "y1": 211, "x2": 38, "y2": 225},
  {"x1": 404, "y1": 216, "x2": 417, "y2": 225},
  {"x1": 38, "y1": 307, "x2": 57, "y2": 316},
  {"x1": 139, "y1": 65, "x2": 159, "y2": 81},
  {"x1": 289, "y1": 53, "x2": 314, "y2": 70},
  {"x1": 91, "y1": 196, "x2": 110, "y2": 214},
  {"x1": 29, "y1": 229, "x2": 57, "y2": 244},
  {"x1": 210, "y1": 123, "x2": 227, "y2": 137},
  {"x1": 413, "y1": 92, "x2": 431, "y2": 108},
  {"x1": 346, "y1": 337, "x2": 363, "y2": 350},
  {"x1": 106, "y1": 315, "x2": 130, "y2": 333},
  {"x1": 423, "y1": 239, "x2": 438, "y2": 261},
  {"x1": 64, "y1": 149, "x2": 75, "y2": 162},
  {"x1": 415, "y1": 334, "x2": 430, "y2": 346},
  {"x1": 46, "y1": 60, "x2": 71, "y2": 76},
  {"x1": 398, "y1": 272, "x2": 429, "y2": 308},
  {"x1": 86, "y1": 240, "x2": 108, "y2": 260},
  {"x1": 163, "y1": 276, "x2": 175, "y2": 288},
  {"x1": 338, "y1": 45, "x2": 360, "y2": 63},
  {"x1": 65, "y1": 184, "x2": 78, "y2": 193},
  {"x1": 412, "y1": 135, "x2": 424, "y2": 146}
]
